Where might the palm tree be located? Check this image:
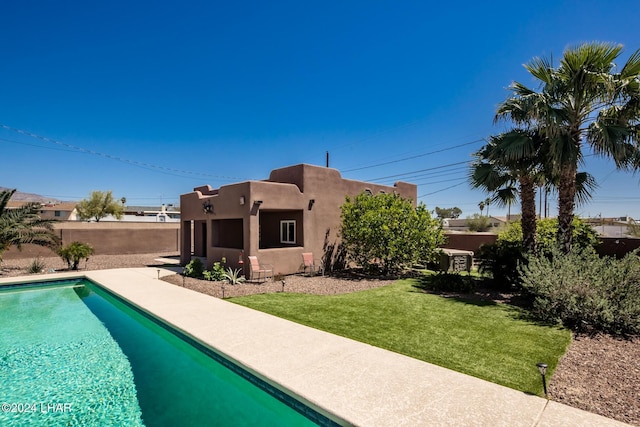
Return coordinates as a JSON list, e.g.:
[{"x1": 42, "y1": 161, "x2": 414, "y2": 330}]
[
  {"x1": 478, "y1": 201, "x2": 485, "y2": 215},
  {"x1": 497, "y1": 42, "x2": 640, "y2": 252},
  {"x1": 484, "y1": 197, "x2": 491, "y2": 217},
  {"x1": 0, "y1": 189, "x2": 60, "y2": 262},
  {"x1": 471, "y1": 129, "x2": 542, "y2": 252}
]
